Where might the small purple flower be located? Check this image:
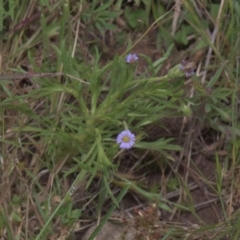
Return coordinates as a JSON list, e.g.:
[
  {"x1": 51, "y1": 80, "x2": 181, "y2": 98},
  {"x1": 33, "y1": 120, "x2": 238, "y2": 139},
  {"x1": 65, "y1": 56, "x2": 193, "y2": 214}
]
[
  {"x1": 125, "y1": 53, "x2": 138, "y2": 63},
  {"x1": 179, "y1": 59, "x2": 196, "y2": 77},
  {"x1": 116, "y1": 130, "x2": 135, "y2": 149}
]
